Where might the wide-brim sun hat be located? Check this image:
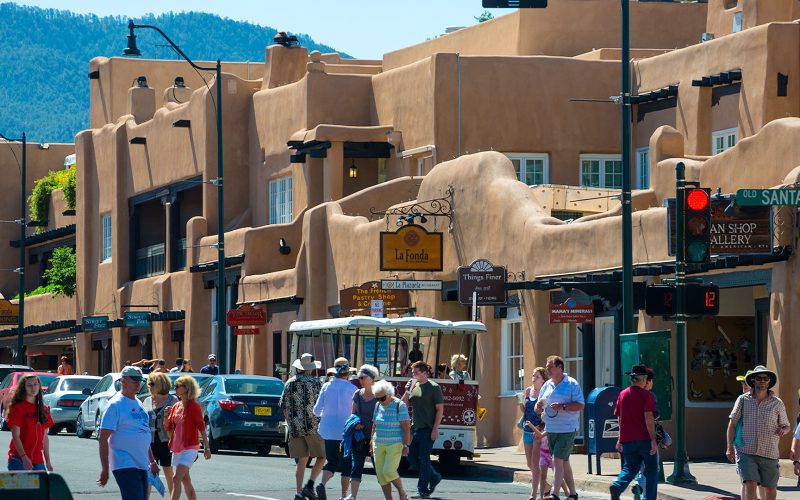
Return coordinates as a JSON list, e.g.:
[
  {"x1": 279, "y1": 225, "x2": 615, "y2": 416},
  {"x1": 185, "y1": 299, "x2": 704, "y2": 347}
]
[
  {"x1": 745, "y1": 365, "x2": 777, "y2": 389},
  {"x1": 292, "y1": 353, "x2": 322, "y2": 372}
]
